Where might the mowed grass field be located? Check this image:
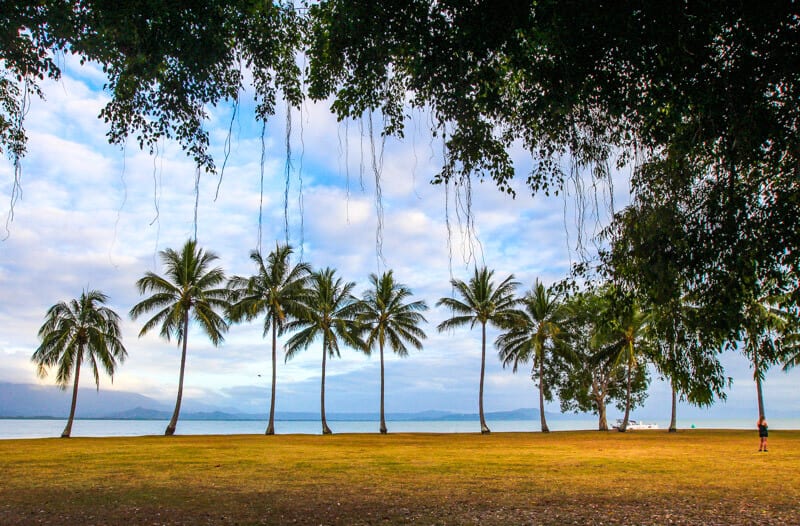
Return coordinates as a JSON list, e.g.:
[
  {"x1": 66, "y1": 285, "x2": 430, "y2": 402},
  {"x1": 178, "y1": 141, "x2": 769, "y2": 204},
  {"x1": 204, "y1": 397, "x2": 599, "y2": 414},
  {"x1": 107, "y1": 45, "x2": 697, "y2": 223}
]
[{"x1": 1, "y1": 429, "x2": 798, "y2": 525}]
